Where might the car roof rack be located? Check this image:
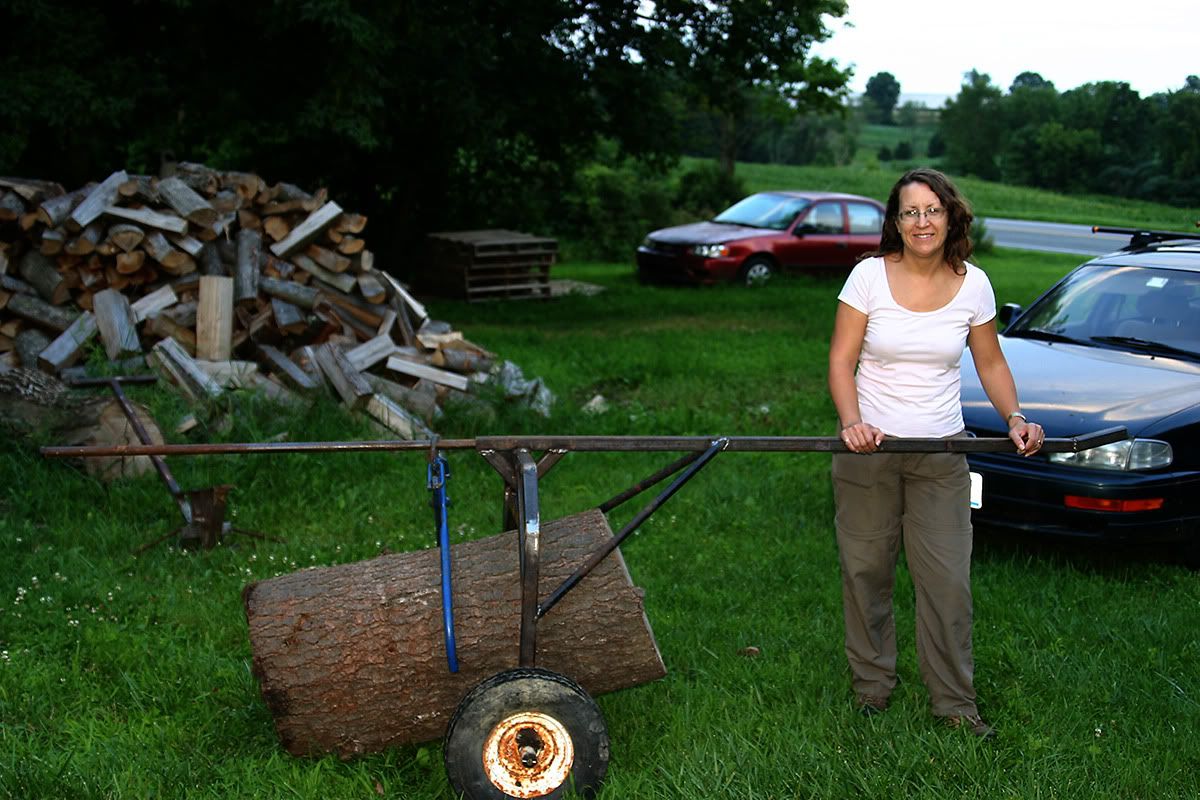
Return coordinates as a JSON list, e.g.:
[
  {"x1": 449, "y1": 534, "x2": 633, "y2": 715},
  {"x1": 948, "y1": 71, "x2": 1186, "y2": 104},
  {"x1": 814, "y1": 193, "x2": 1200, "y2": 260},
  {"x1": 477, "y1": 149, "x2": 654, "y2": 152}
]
[{"x1": 1093, "y1": 224, "x2": 1200, "y2": 251}]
